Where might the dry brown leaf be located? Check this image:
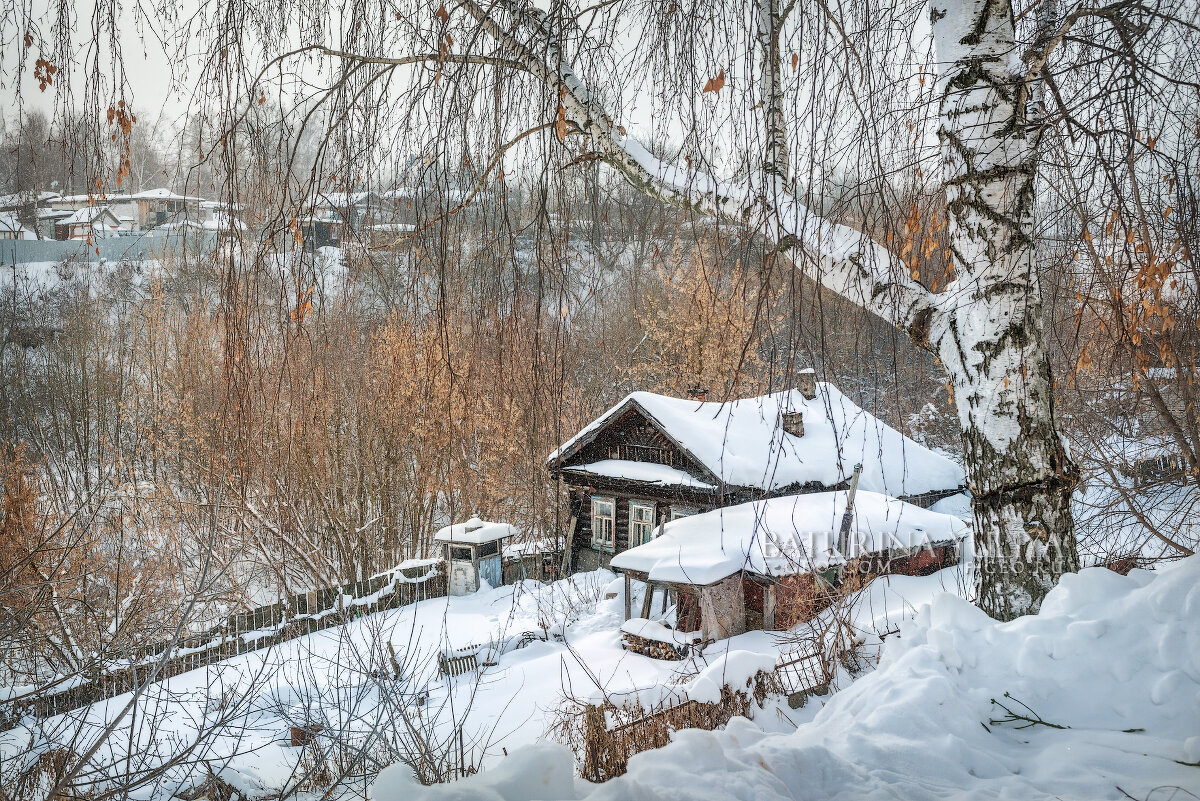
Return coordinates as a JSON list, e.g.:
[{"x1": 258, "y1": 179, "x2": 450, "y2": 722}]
[
  {"x1": 702, "y1": 69, "x2": 726, "y2": 94},
  {"x1": 555, "y1": 105, "x2": 568, "y2": 142},
  {"x1": 1076, "y1": 343, "x2": 1093, "y2": 374}
]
